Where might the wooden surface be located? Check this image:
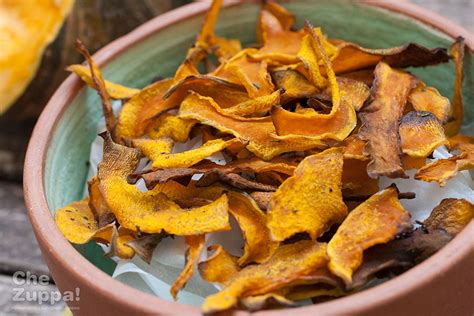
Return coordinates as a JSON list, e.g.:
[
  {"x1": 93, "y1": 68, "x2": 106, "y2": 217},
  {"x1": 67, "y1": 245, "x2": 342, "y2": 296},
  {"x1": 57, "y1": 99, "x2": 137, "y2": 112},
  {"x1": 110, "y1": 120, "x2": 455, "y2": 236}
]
[{"x1": 0, "y1": 0, "x2": 472, "y2": 314}]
